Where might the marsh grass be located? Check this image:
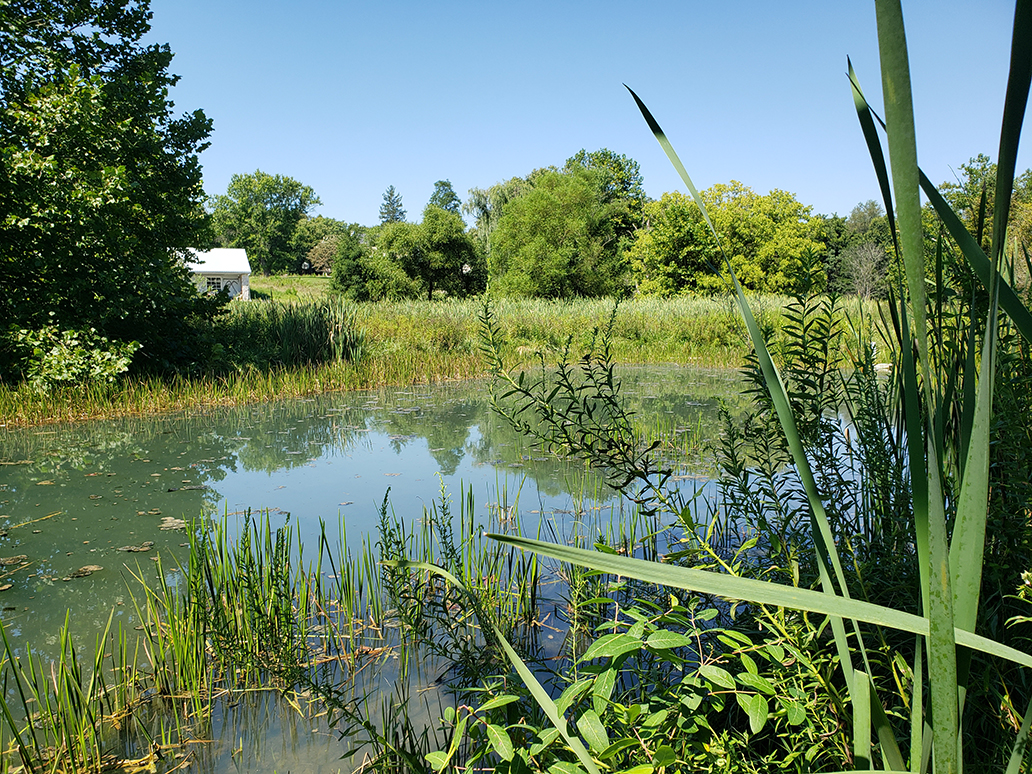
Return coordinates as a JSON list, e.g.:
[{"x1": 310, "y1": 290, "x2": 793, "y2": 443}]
[
  {"x1": 0, "y1": 476, "x2": 665, "y2": 773},
  {"x1": 0, "y1": 294, "x2": 837, "y2": 427}
]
